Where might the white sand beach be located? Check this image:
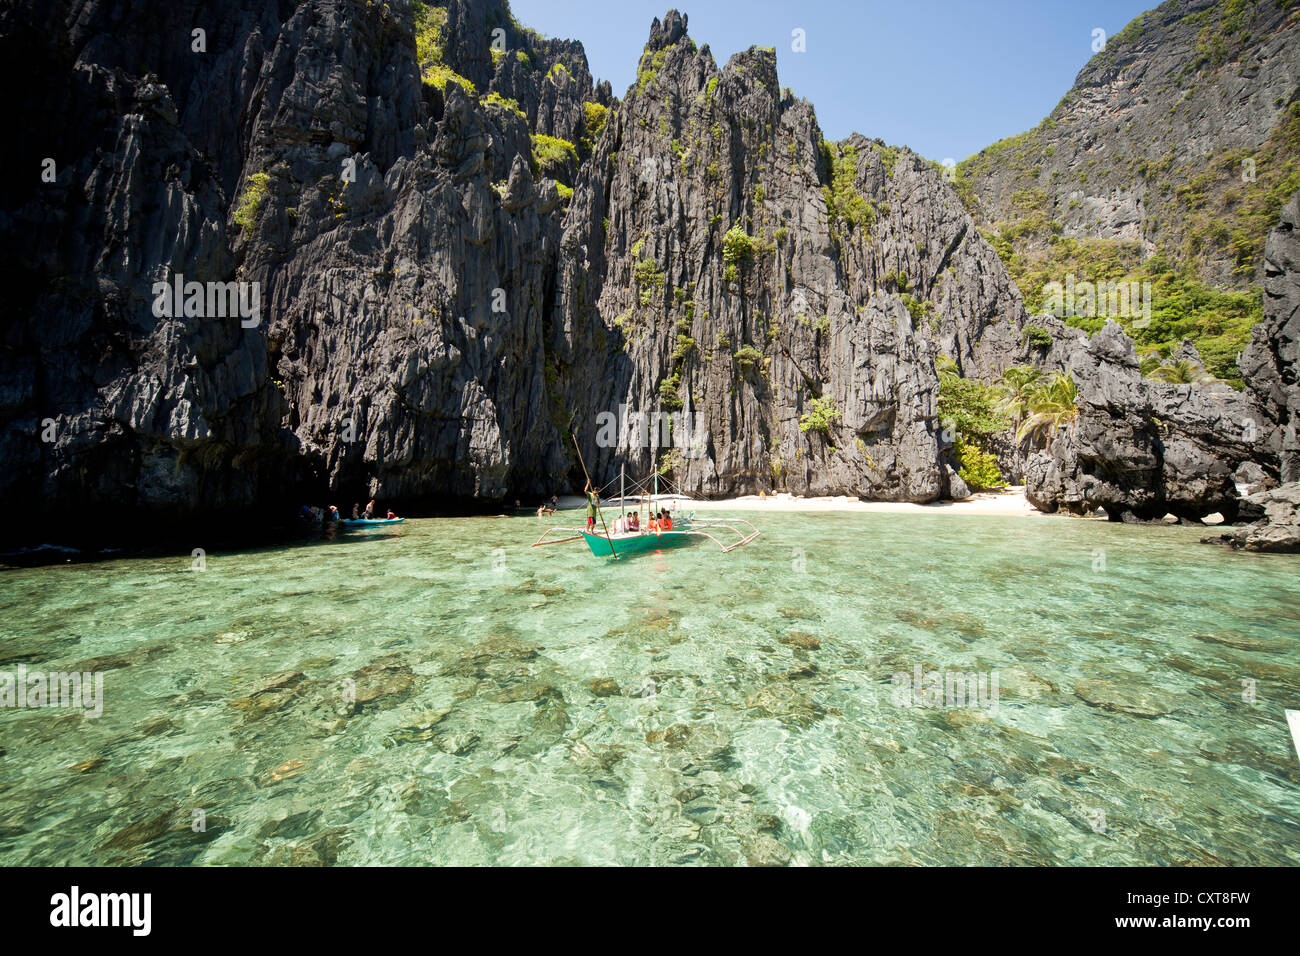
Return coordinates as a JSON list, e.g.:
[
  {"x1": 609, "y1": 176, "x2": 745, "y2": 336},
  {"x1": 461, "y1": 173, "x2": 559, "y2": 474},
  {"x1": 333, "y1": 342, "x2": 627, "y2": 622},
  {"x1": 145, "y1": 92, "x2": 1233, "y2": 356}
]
[{"x1": 548, "y1": 487, "x2": 1047, "y2": 518}]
